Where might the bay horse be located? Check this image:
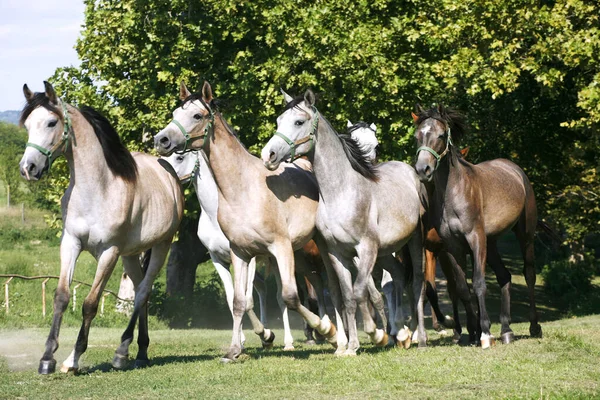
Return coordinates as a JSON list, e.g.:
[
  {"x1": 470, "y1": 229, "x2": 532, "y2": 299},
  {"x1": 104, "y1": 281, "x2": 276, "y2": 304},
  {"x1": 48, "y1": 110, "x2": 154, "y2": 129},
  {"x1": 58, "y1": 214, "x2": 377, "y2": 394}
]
[
  {"x1": 413, "y1": 104, "x2": 542, "y2": 348},
  {"x1": 154, "y1": 82, "x2": 341, "y2": 361},
  {"x1": 18, "y1": 82, "x2": 183, "y2": 374},
  {"x1": 262, "y1": 90, "x2": 427, "y2": 354}
]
